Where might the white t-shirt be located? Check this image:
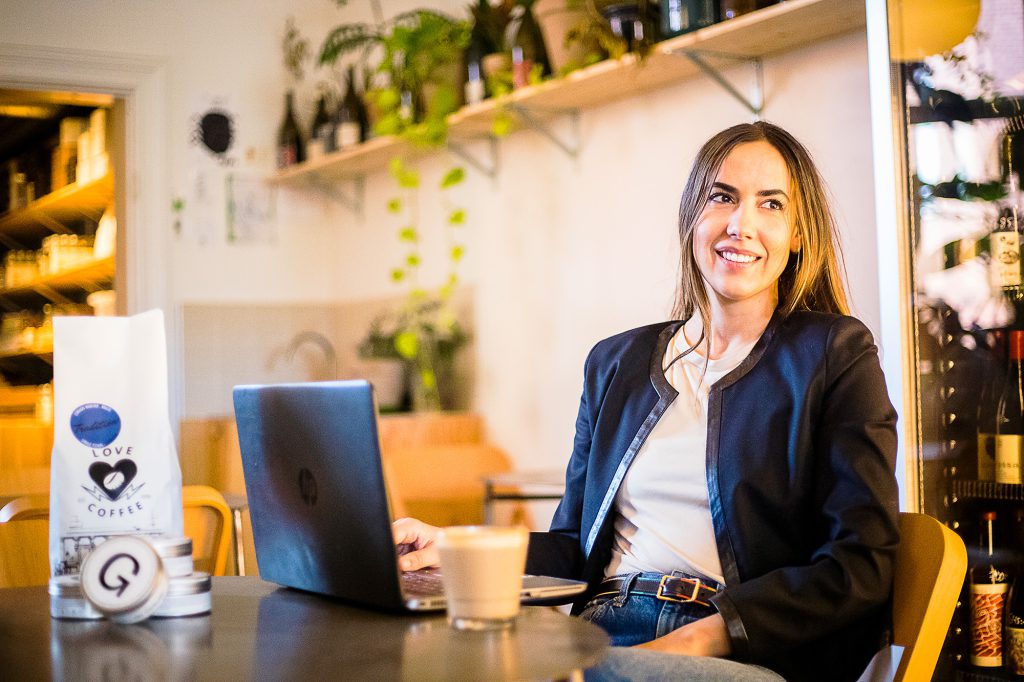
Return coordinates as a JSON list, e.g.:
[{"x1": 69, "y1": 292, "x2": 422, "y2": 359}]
[{"x1": 604, "y1": 323, "x2": 757, "y2": 584}]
